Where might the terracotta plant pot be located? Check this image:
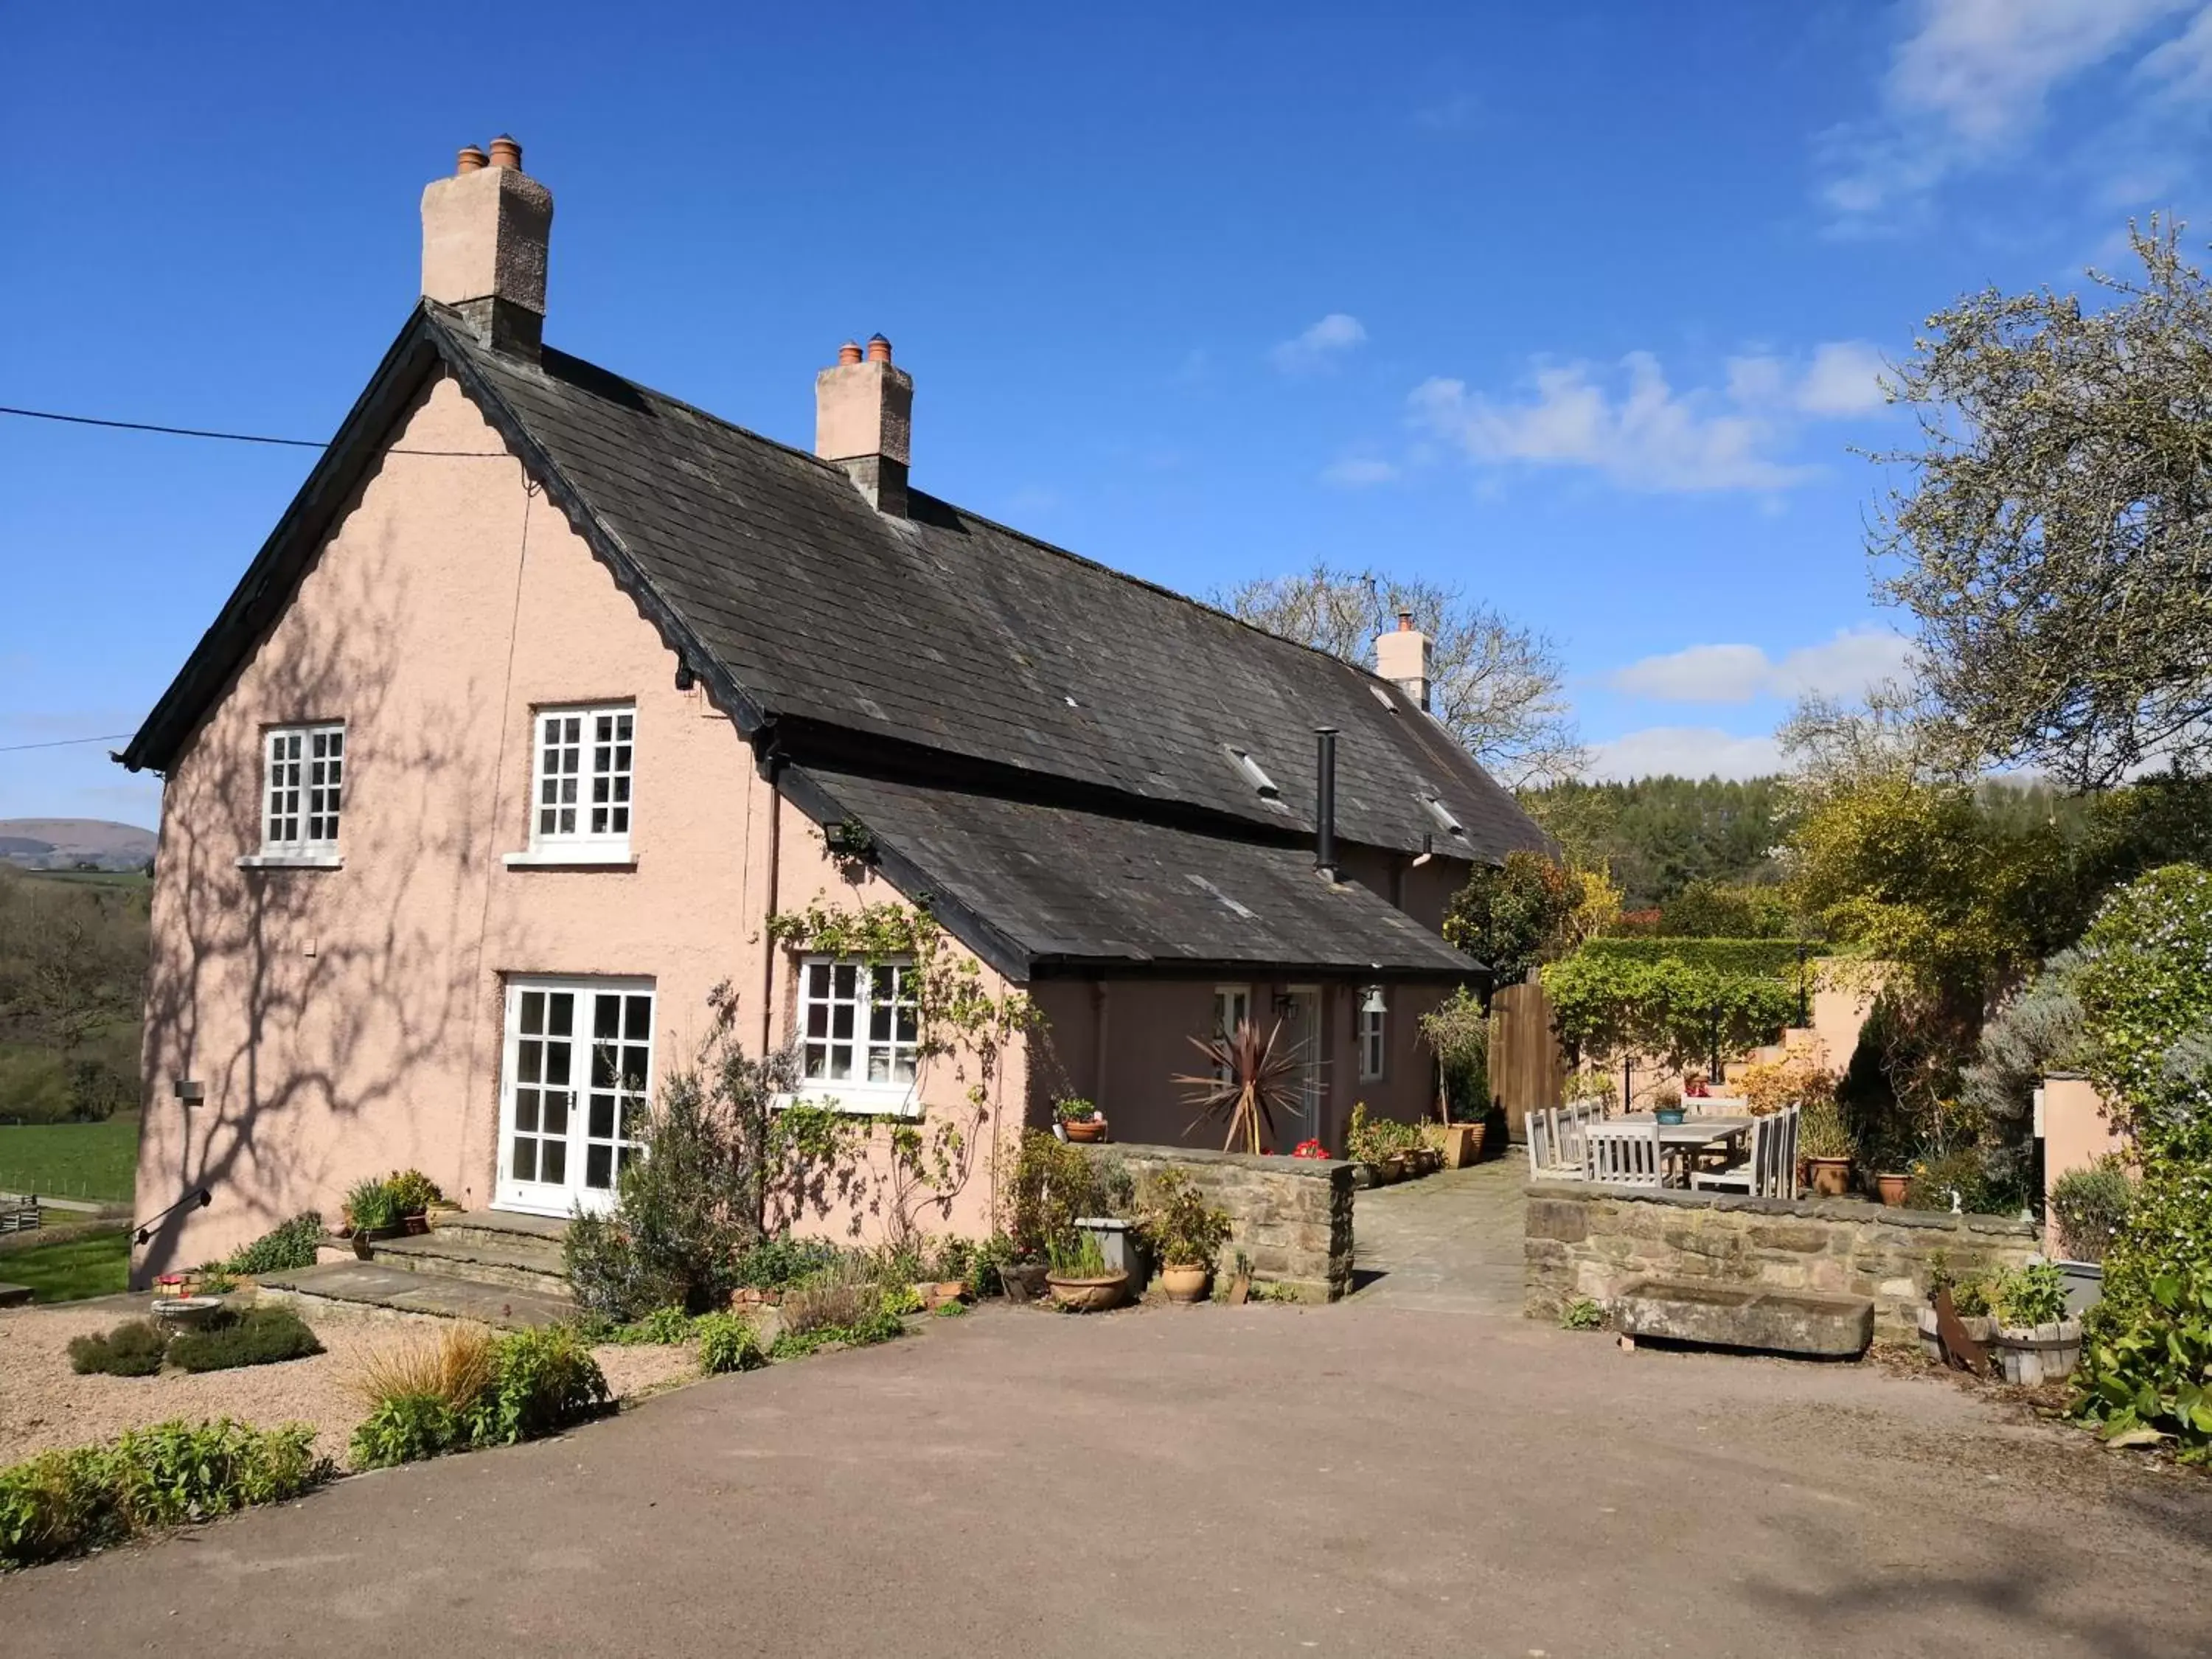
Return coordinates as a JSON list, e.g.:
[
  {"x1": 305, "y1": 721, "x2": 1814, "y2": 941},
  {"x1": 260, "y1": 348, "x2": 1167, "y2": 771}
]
[
  {"x1": 1046, "y1": 1270, "x2": 1130, "y2": 1312},
  {"x1": 402, "y1": 1211, "x2": 431, "y2": 1236},
  {"x1": 1876, "y1": 1172, "x2": 1911, "y2": 1207},
  {"x1": 1382, "y1": 1156, "x2": 1406, "y2": 1184},
  {"x1": 924, "y1": 1279, "x2": 967, "y2": 1311},
  {"x1": 1805, "y1": 1156, "x2": 1852, "y2": 1198},
  {"x1": 1063, "y1": 1118, "x2": 1107, "y2": 1144},
  {"x1": 1430, "y1": 1124, "x2": 1477, "y2": 1169},
  {"x1": 1467, "y1": 1122, "x2": 1489, "y2": 1162},
  {"x1": 1158, "y1": 1263, "x2": 1210, "y2": 1304}
]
